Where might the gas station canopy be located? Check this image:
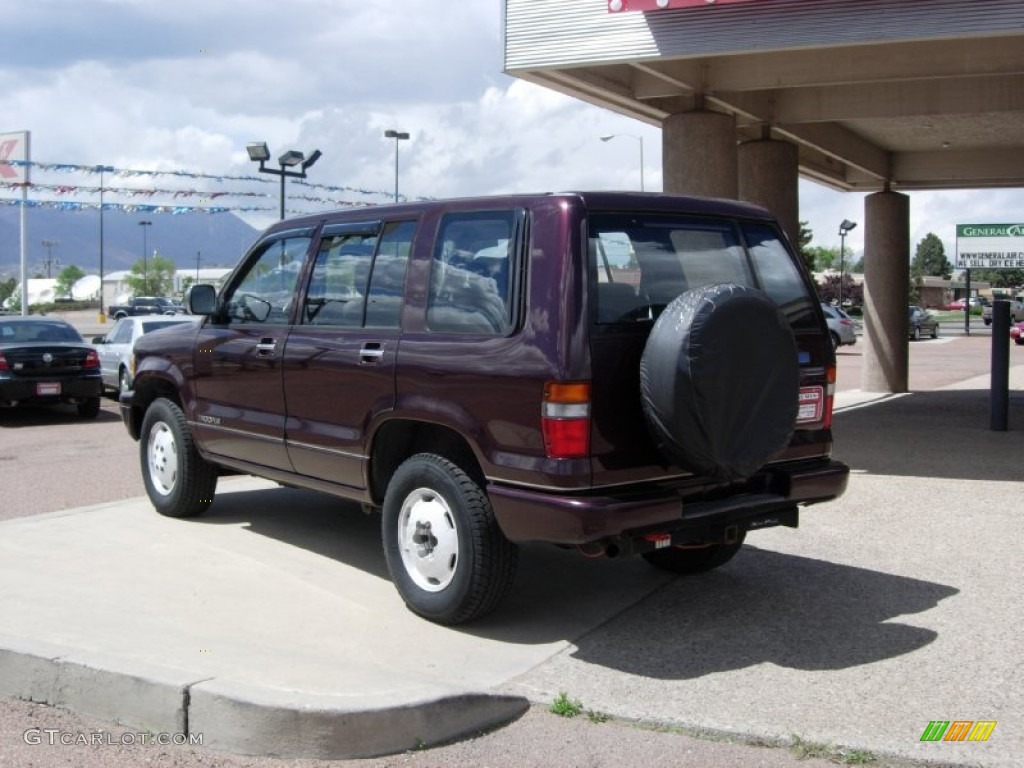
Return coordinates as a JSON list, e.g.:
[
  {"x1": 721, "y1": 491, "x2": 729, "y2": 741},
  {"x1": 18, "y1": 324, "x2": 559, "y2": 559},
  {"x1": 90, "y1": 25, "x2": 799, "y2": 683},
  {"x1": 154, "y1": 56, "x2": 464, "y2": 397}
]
[{"x1": 504, "y1": 0, "x2": 1024, "y2": 192}]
